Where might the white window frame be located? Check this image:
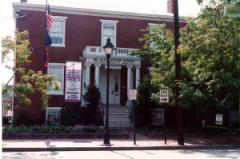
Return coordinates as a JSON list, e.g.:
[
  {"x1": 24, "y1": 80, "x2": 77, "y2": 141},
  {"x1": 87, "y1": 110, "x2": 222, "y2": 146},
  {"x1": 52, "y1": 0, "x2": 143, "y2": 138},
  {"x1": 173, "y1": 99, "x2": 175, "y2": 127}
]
[
  {"x1": 50, "y1": 16, "x2": 67, "y2": 47},
  {"x1": 100, "y1": 19, "x2": 118, "y2": 47},
  {"x1": 148, "y1": 23, "x2": 161, "y2": 49},
  {"x1": 47, "y1": 63, "x2": 65, "y2": 95},
  {"x1": 45, "y1": 107, "x2": 61, "y2": 126}
]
